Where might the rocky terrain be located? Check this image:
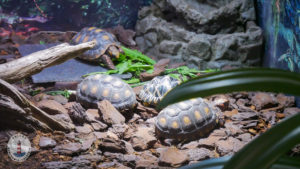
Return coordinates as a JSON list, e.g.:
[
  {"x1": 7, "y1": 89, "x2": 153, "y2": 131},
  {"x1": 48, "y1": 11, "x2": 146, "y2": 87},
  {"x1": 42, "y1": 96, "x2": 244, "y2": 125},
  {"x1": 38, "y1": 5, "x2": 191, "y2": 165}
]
[
  {"x1": 135, "y1": 0, "x2": 263, "y2": 69},
  {"x1": 0, "y1": 86, "x2": 299, "y2": 168}
]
